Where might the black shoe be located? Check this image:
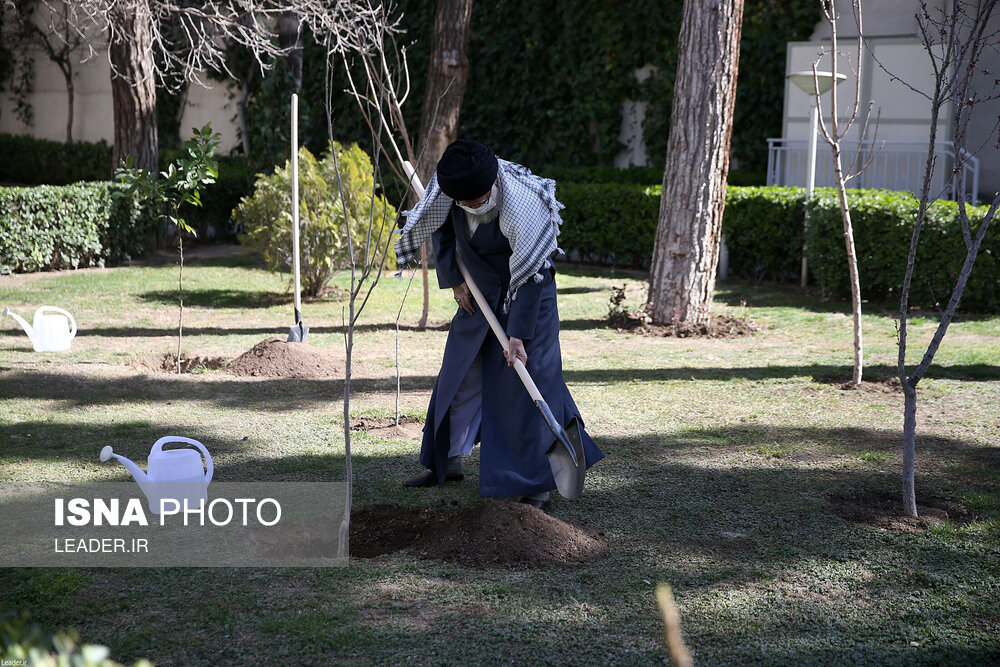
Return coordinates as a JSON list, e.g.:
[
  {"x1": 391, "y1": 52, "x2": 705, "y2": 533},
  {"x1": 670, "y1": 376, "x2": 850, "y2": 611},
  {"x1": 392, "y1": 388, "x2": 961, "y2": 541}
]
[
  {"x1": 518, "y1": 496, "x2": 551, "y2": 511},
  {"x1": 403, "y1": 470, "x2": 464, "y2": 487}
]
